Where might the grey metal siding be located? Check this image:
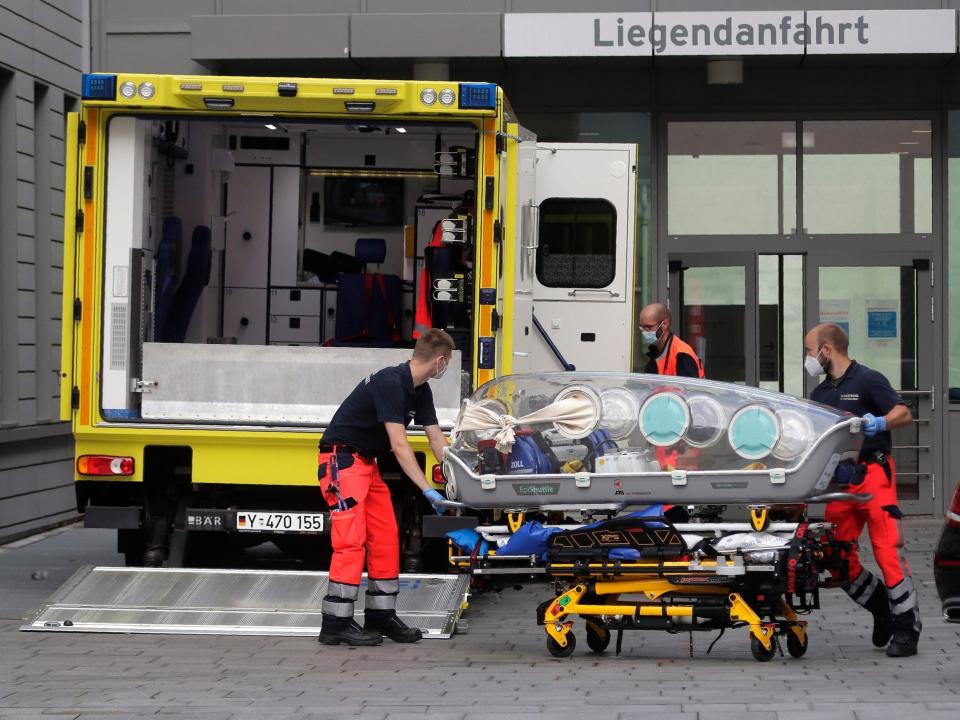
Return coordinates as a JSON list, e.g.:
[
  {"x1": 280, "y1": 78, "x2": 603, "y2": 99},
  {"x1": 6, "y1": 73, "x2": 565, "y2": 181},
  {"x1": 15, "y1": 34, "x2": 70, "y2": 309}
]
[
  {"x1": 351, "y1": 13, "x2": 502, "y2": 58},
  {"x1": 0, "y1": 0, "x2": 81, "y2": 544},
  {"x1": 190, "y1": 14, "x2": 351, "y2": 61}
]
